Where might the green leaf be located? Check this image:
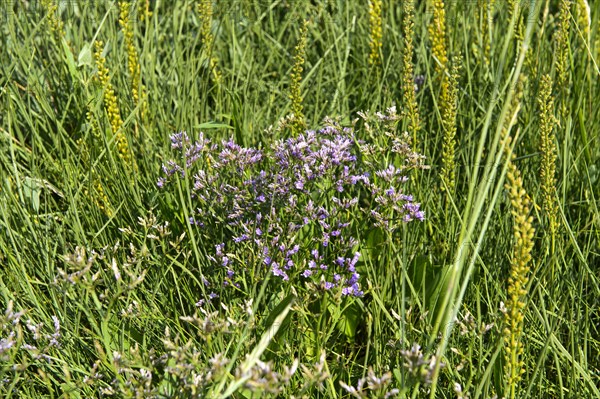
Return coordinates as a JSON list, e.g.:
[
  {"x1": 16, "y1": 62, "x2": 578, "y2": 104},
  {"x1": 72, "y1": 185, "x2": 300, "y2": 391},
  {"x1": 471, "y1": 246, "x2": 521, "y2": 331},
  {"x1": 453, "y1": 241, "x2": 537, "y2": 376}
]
[
  {"x1": 22, "y1": 177, "x2": 41, "y2": 212},
  {"x1": 61, "y1": 38, "x2": 79, "y2": 80},
  {"x1": 364, "y1": 227, "x2": 385, "y2": 263},
  {"x1": 263, "y1": 293, "x2": 295, "y2": 331},
  {"x1": 78, "y1": 42, "x2": 93, "y2": 68},
  {"x1": 195, "y1": 122, "x2": 234, "y2": 130},
  {"x1": 337, "y1": 300, "x2": 362, "y2": 339}
]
